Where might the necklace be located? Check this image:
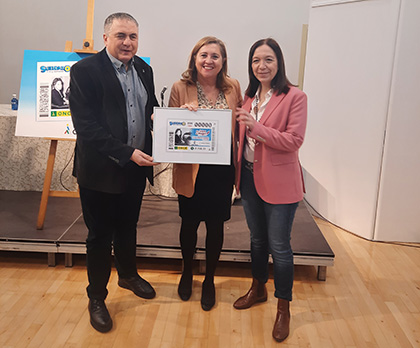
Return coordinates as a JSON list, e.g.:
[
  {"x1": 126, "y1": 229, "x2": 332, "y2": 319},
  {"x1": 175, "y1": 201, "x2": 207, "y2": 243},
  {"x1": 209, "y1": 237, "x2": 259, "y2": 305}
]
[{"x1": 253, "y1": 94, "x2": 260, "y2": 122}]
